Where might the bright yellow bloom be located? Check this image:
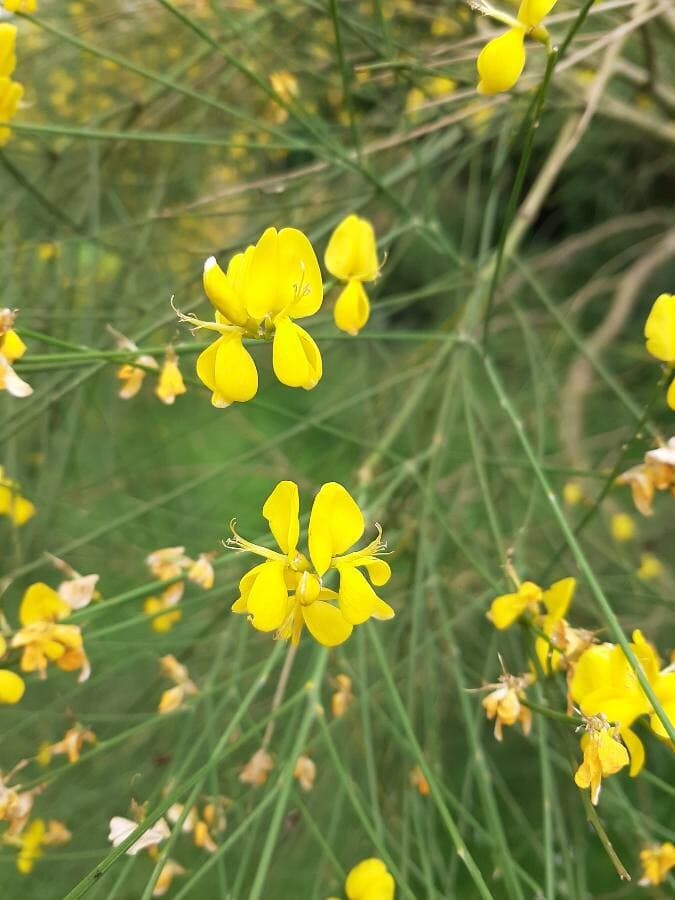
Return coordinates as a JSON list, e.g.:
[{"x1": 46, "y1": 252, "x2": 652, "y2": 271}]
[
  {"x1": 480, "y1": 671, "x2": 534, "y2": 741},
  {"x1": 574, "y1": 715, "x2": 629, "y2": 805},
  {"x1": 644, "y1": 293, "x2": 675, "y2": 364},
  {"x1": 189, "y1": 227, "x2": 324, "y2": 406},
  {"x1": 345, "y1": 858, "x2": 395, "y2": 900},
  {"x1": 230, "y1": 481, "x2": 393, "y2": 646},
  {"x1": 3, "y1": 2, "x2": 39, "y2": 13},
  {"x1": 155, "y1": 348, "x2": 186, "y2": 405},
  {"x1": 15, "y1": 818, "x2": 45, "y2": 874},
  {"x1": 562, "y1": 481, "x2": 584, "y2": 506},
  {"x1": 325, "y1": 214, "x2": 379, "y2": 336},
  {"x1": 639, "y1": 842, "x2": 675, "y2": 886},
  {"x1": 0, "y1": 466, "x2": 36, "y2": 526},
  {"x1": 477, "y1": 28, "x2": 526, "y2": 96},
  {"x1": 0, "y1": 24, "x2": 18, "y2": 78},
  {"x1": 487, "y1": 579, "x2": 542, "y2": 630},
  {"x1": 0, "y1": 308, "x2": 32, "y2": 397},
  {"x1": 0, "y1": 669, "x2": 25, "y2": 704},
  {"x1": 637, "y1": 552, "x2": 664, "y2": 582},
  {"x1": 570, "y1": 630, "x2": 675, "y2": 774},
  {"x1": 0, "y1": 24, "x2": 24, "y2": 147},
  {"x1": 610, "y1": 512, "x2": 635, "y2": 542}
]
